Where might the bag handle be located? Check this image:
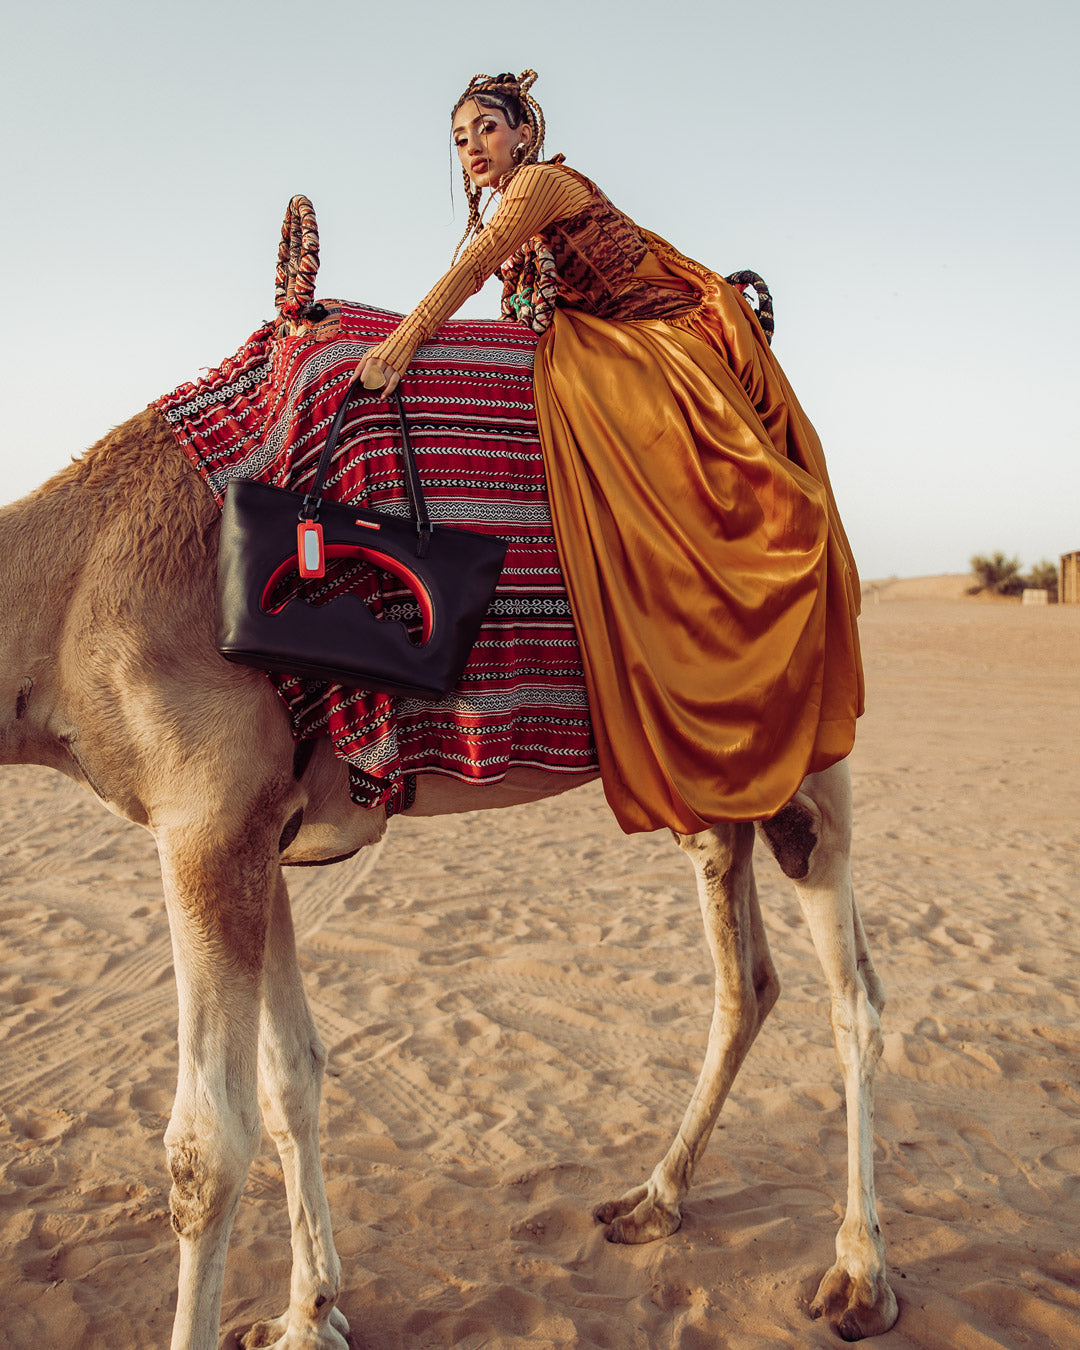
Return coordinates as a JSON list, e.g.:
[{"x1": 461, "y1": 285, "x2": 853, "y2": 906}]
[{"x1": 301, "y1": 382, "x2": 432, "y2": 558}]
